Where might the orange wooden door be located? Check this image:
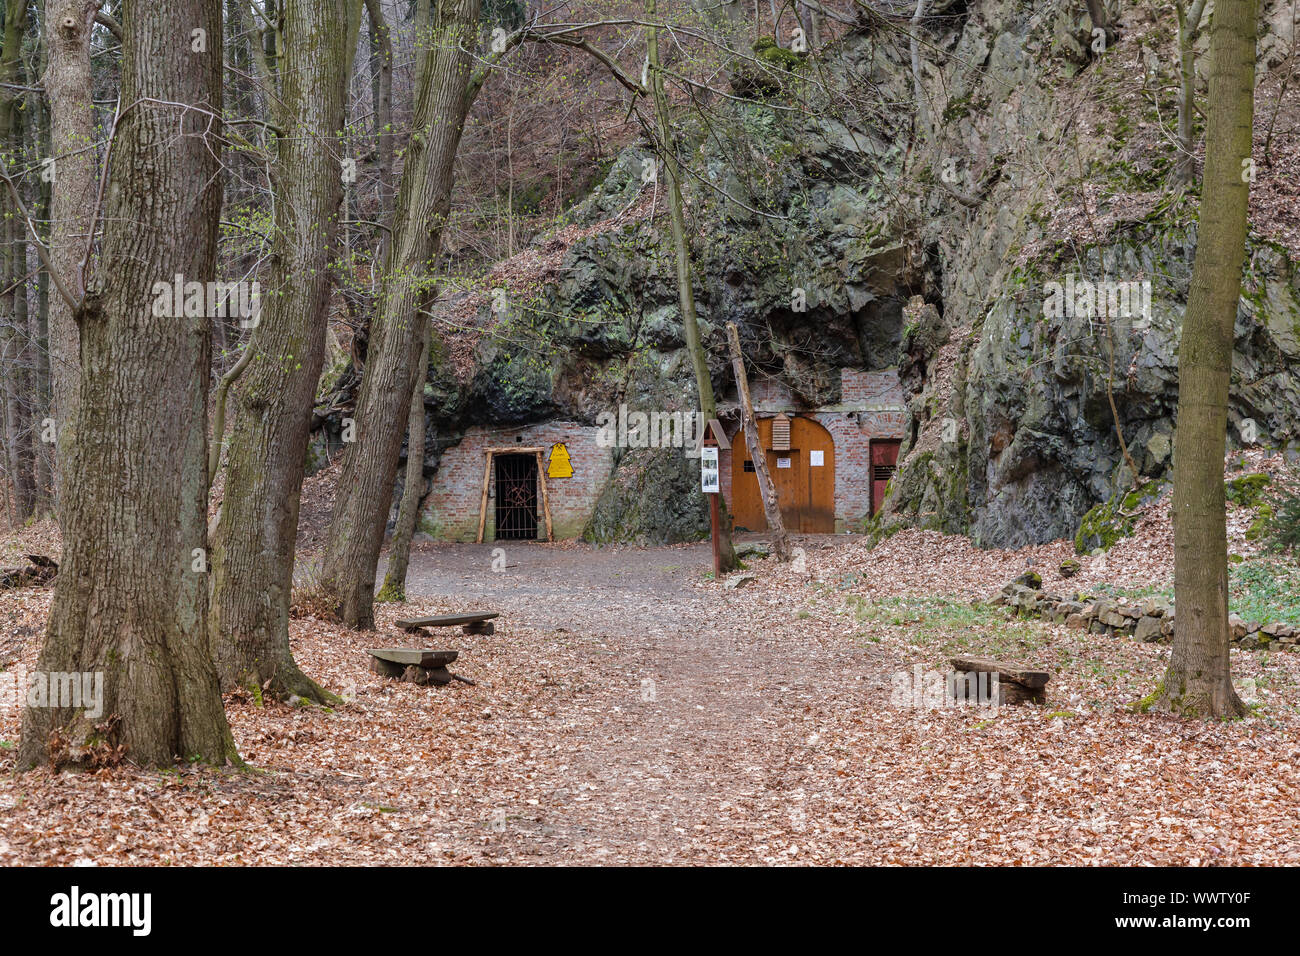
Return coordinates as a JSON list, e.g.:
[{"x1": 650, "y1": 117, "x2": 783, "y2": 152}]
[
  {"x1": 731, "y1": 418, "x2": 770, "y2": 533},
  {"x1": 769, "y1": 448, "x2": 801, "y2": 529},
  {"x1": 794, "y1": 417, "x2": 835, "y2": 532},
  {"x1": 733, "y1": 417, "x2": 836, "y2": 533}
]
